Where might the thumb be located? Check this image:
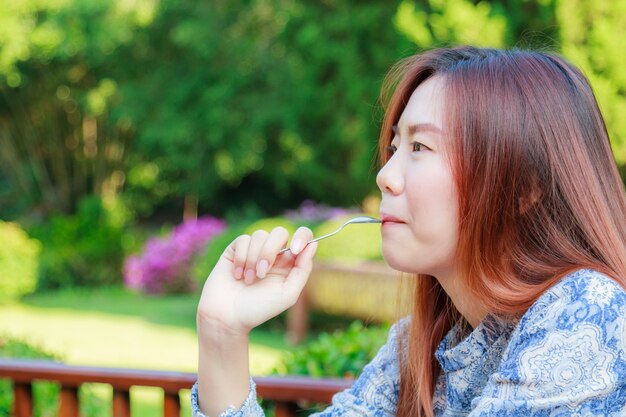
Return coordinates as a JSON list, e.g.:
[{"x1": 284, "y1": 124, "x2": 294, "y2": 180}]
[
  {"x1": 282, "y1": 241, "x2": 318, "y2": 301},
  {"x1": 204, "y1": 242, "x2": 236, "y2": 283}
]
